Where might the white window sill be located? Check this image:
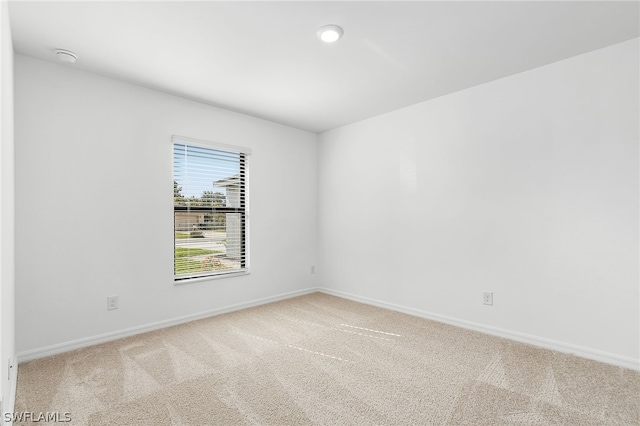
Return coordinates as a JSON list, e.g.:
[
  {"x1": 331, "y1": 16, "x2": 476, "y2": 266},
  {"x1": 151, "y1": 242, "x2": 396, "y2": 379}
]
[{"x1": 174, "y1": 269, "x2": 251, "y2": 285}]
